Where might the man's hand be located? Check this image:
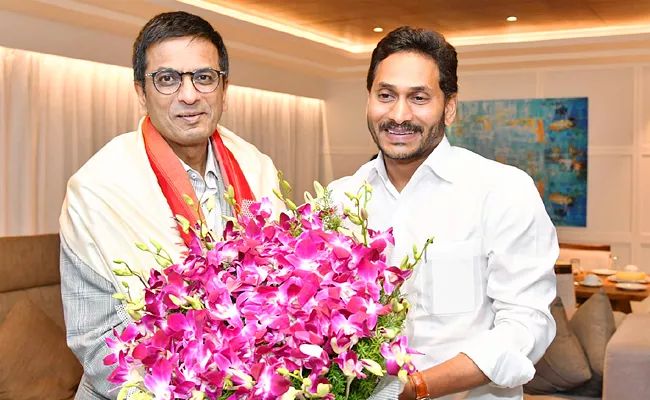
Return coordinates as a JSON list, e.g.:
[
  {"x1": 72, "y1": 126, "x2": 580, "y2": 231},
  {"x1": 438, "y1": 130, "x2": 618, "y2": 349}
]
[{"x1": 399, "y1": 353, "x2": 490, "y2": 399}]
